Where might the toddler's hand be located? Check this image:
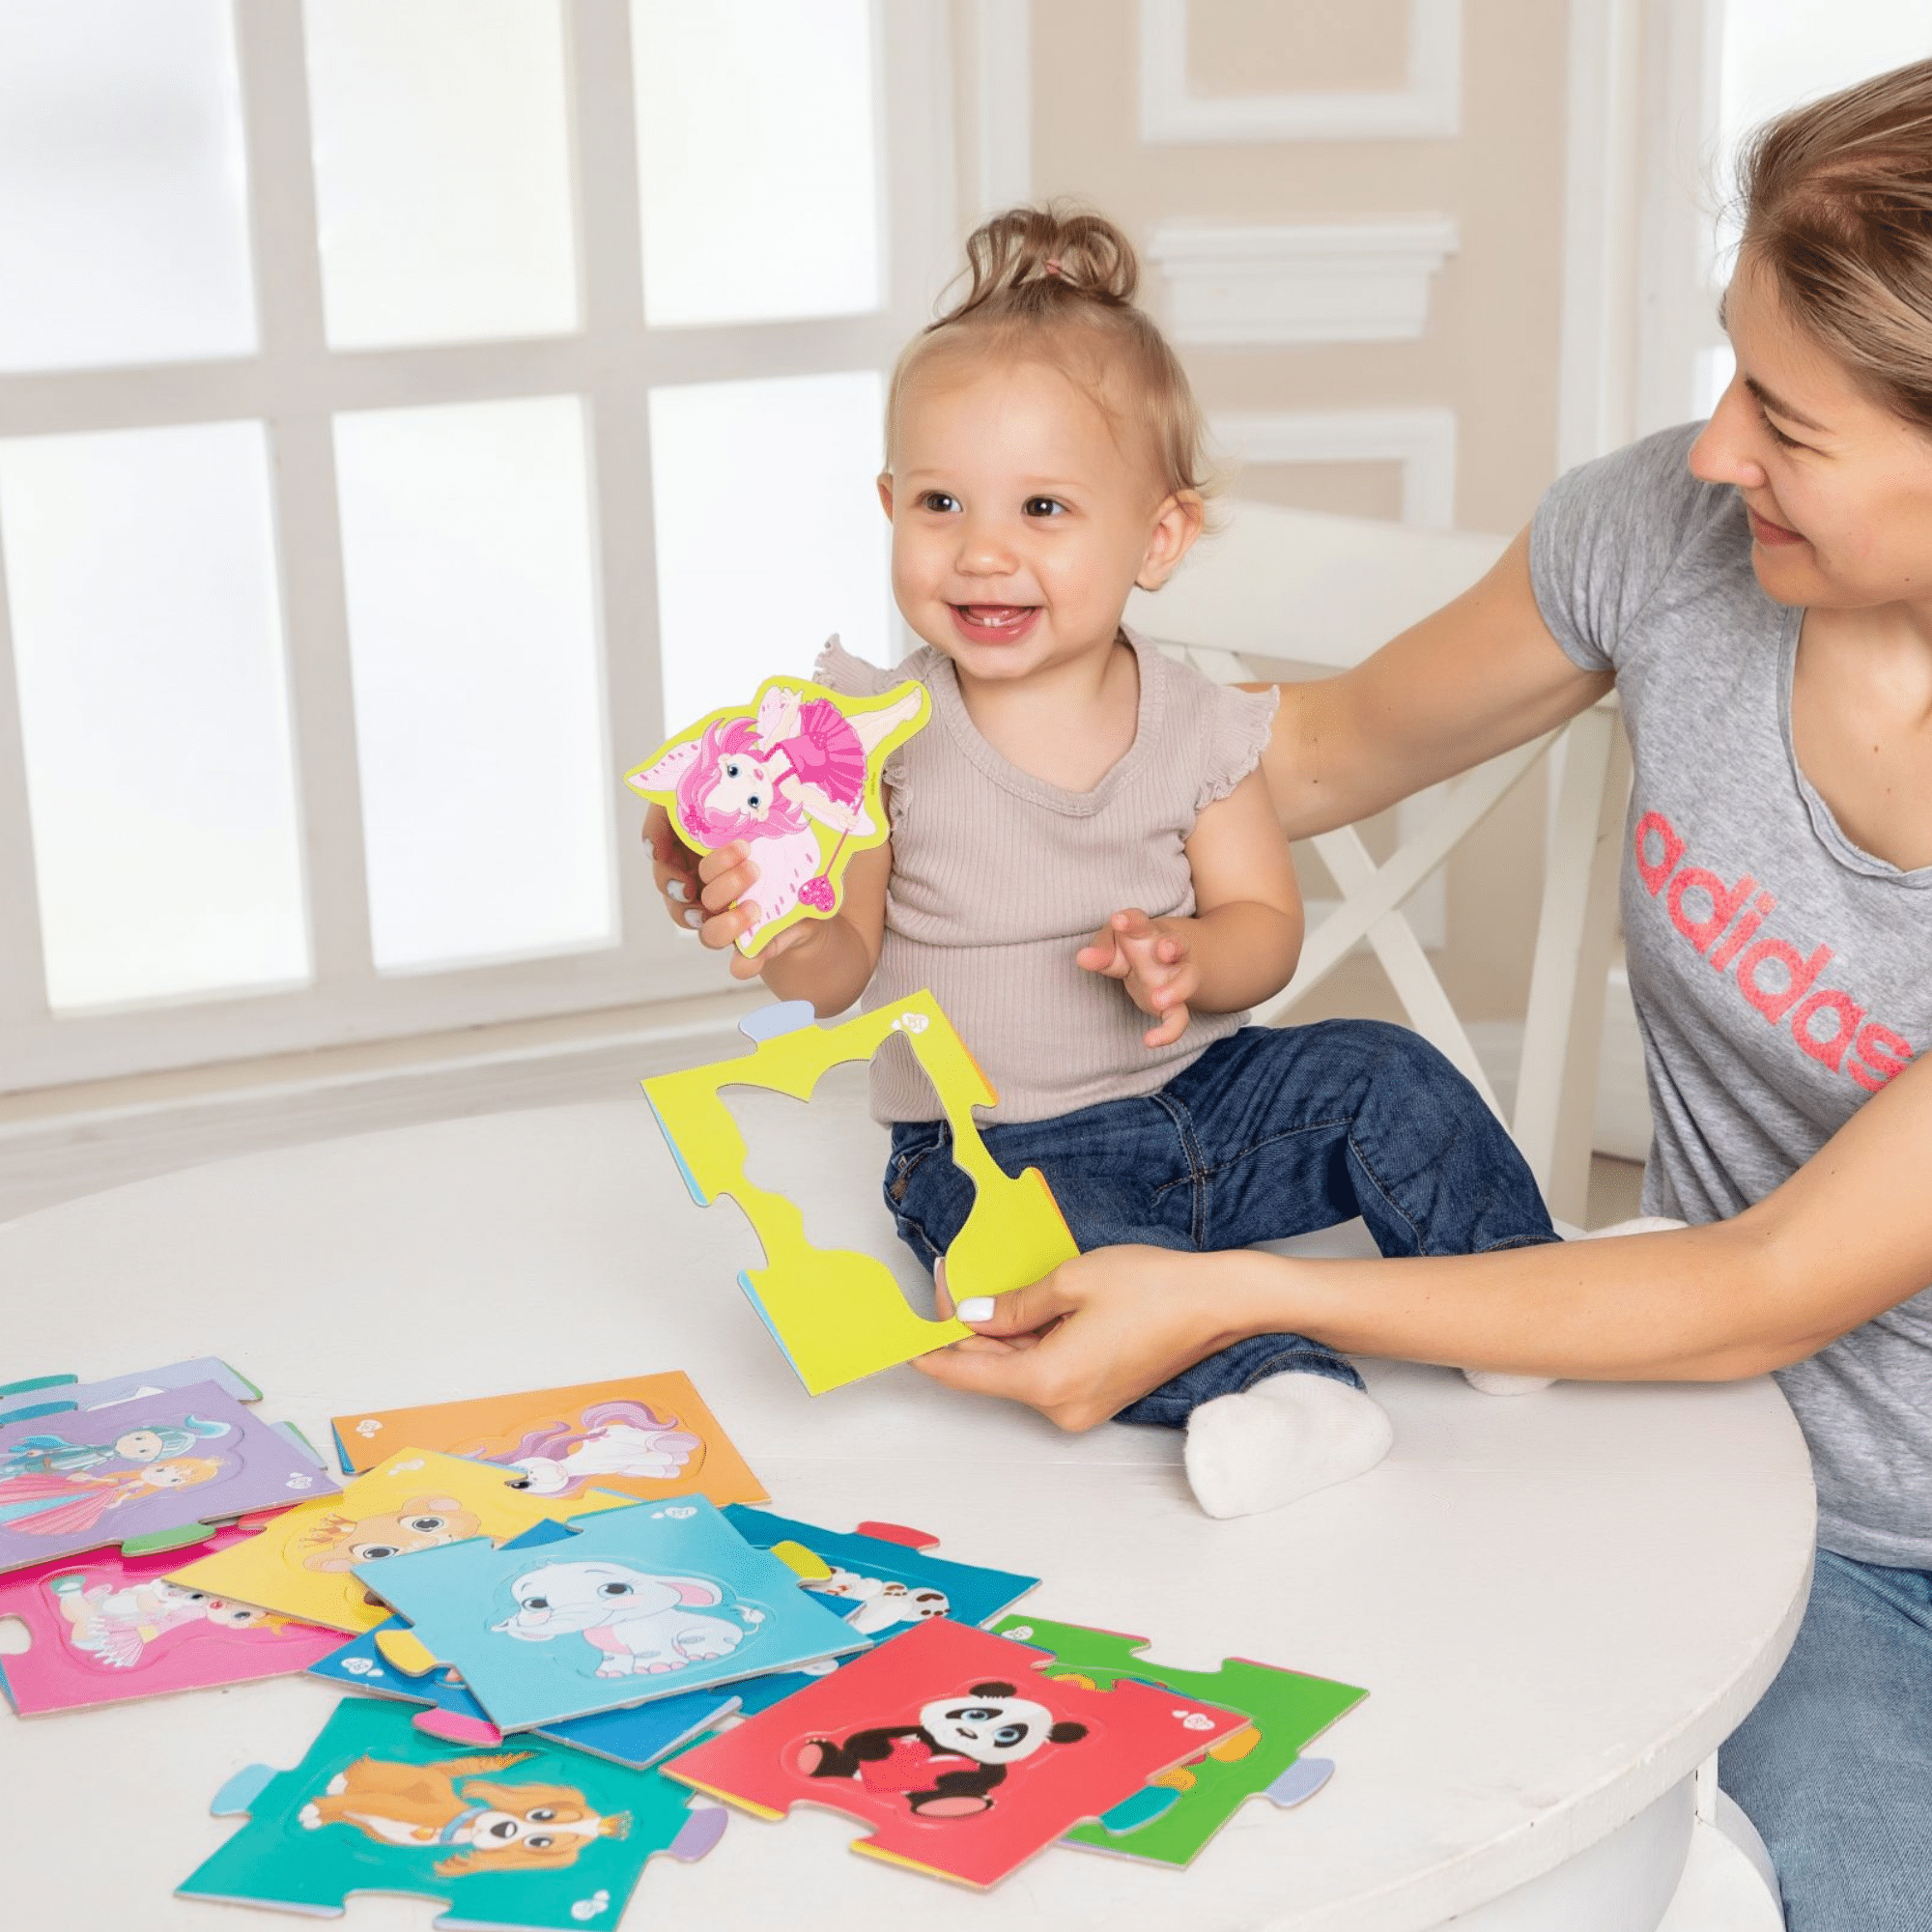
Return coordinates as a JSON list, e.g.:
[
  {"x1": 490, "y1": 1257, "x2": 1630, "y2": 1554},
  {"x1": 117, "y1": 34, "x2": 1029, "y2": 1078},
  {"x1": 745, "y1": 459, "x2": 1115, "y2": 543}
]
[
  {"x1": 696, "y1": 840, "x2": 812, "y2": 980},
  {"x1": 1076, "y1": 907, "x2": 1199, "y2": 1049},
  {"x1": 644, "y1": 804, "x2": 704, "y2": 932}
]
